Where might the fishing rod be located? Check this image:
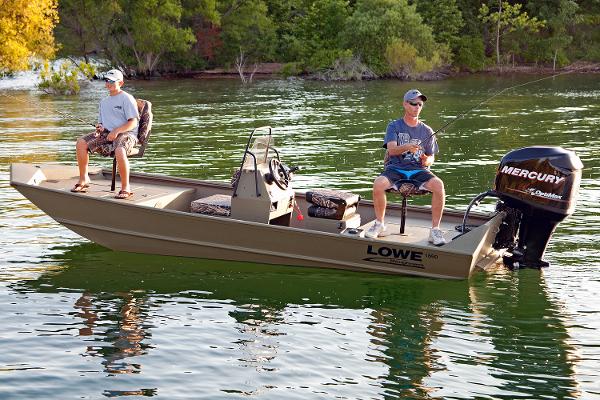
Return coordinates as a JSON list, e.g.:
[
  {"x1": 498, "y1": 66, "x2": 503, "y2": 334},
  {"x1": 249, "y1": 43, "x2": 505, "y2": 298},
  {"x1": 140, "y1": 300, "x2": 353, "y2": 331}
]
[
  {"x1": 425, "y1": 65, "x2": 587, "y2": 142},
  {"x1": 0, "y1": 91, "x2": 95, "y2": 127}
]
